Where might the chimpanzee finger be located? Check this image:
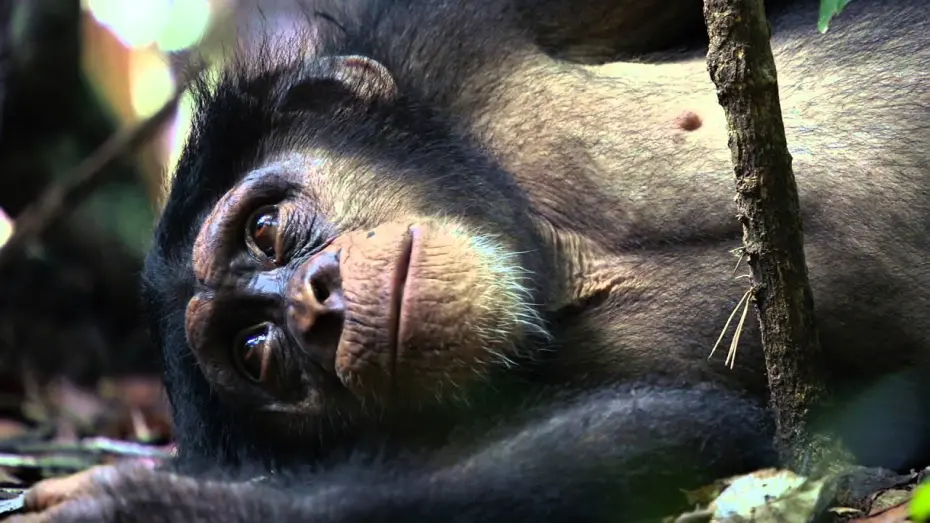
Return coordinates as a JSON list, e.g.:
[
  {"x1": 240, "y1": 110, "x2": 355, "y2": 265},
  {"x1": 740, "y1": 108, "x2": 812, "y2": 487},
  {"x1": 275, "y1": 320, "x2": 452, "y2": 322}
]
[{"x1": 22, "y1": 461, "x2": 158, "y2": 513}]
